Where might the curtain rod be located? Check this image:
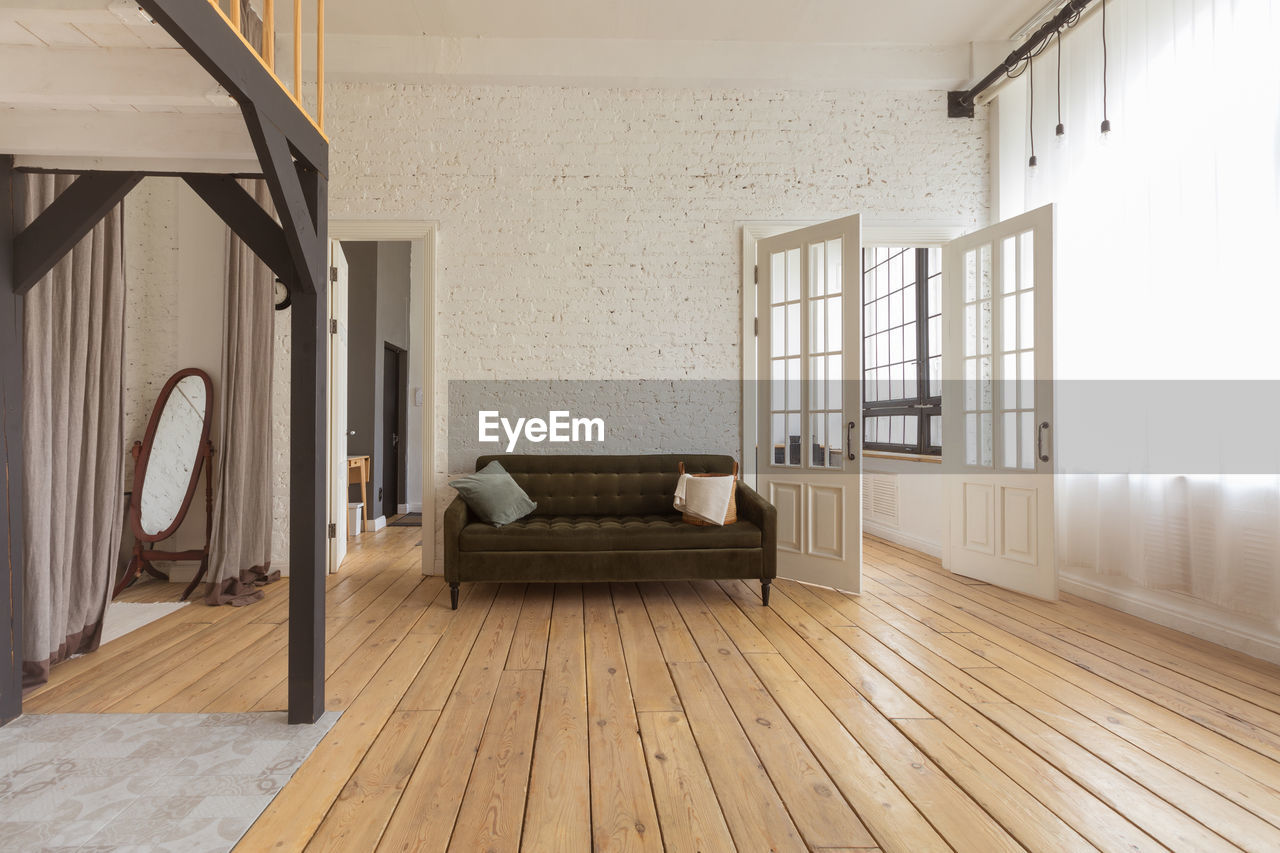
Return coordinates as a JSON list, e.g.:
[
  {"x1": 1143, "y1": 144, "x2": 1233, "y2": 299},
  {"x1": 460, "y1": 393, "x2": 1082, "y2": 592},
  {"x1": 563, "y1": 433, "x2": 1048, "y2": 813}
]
[{"x1": 948, "y1": 0, "x2": 1094, "y2": 117}]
